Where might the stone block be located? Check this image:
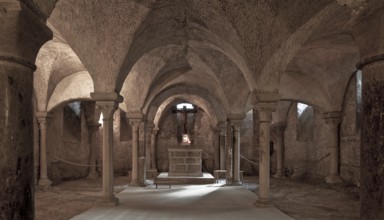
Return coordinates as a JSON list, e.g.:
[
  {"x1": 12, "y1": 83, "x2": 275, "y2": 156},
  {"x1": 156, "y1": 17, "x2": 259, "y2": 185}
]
[
  {"x1": 186, "y1": 158, "x2": 197, "y2": 164},
  {"x1": 188, "y1": 151, "x2": 201, "y2": 157},
  {"x1": 188, "y1": 165, "x2": 201, "y2": 172},
  {"x1": 175, "y1": 165, "x2": 187, "y2": 171},
  {"x1": 175, "y1": 151, "x2": 187, "y2": 157},
  {"x1": 170, "y1": 158, "x2": 185, "y2": 164}
]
